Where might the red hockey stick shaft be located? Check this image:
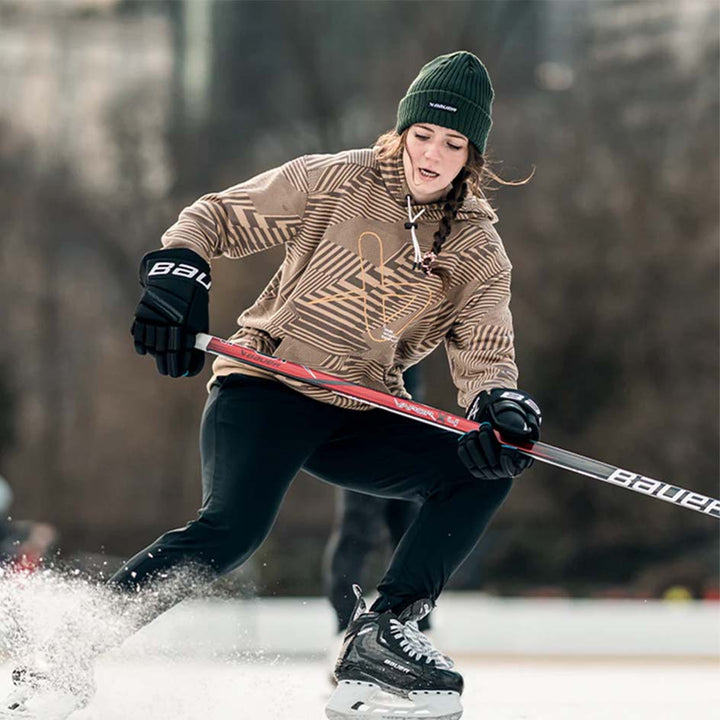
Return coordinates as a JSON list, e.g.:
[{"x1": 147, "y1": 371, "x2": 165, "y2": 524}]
[{"x1": 195, "y1": 333, "x2": 720, "y2": 519}]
